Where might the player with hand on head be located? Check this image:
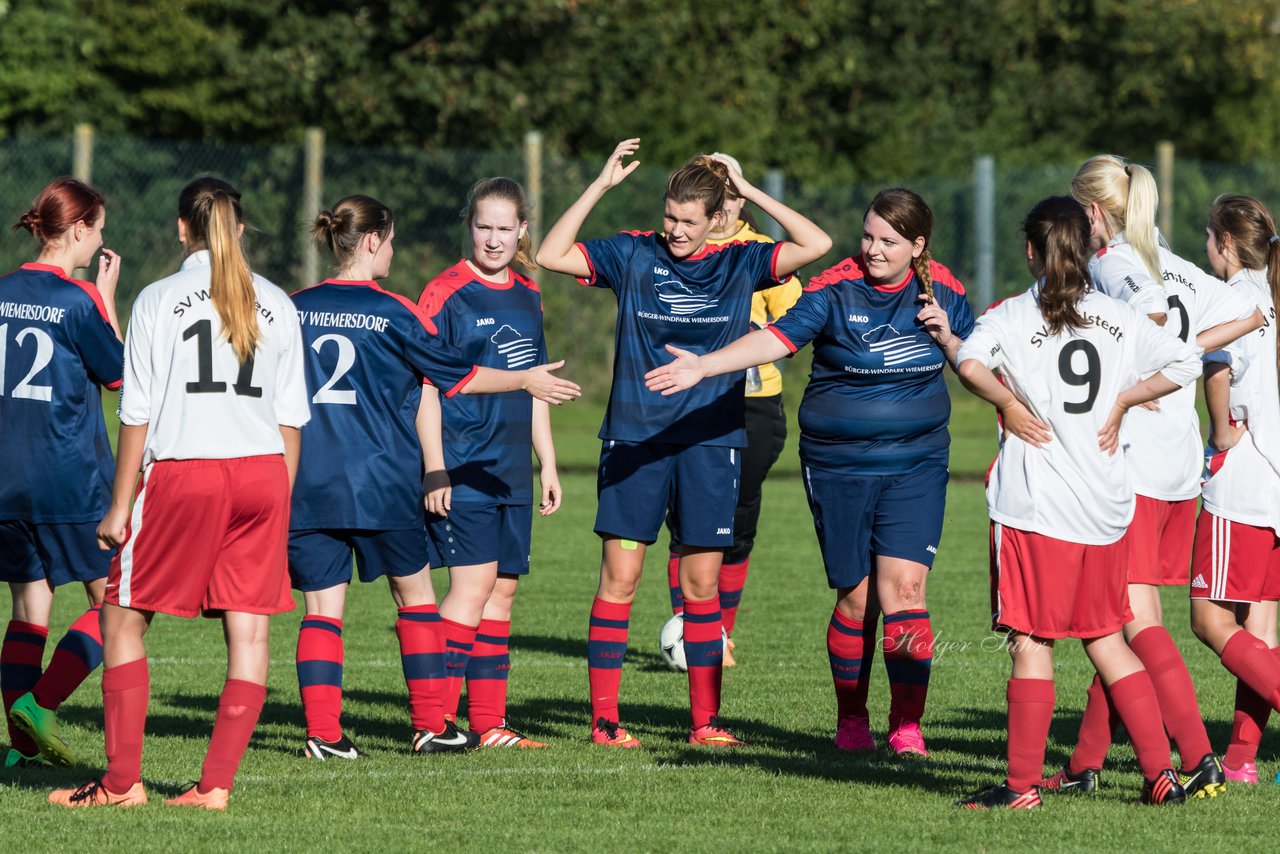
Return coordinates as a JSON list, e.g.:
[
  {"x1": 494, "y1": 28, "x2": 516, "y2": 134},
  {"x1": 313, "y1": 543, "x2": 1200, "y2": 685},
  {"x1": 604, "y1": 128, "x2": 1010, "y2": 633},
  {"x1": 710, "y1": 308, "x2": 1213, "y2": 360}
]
[
  {"x1": 1190, "y1": 194, "x2": 1280, "y2": 784},
  {"x1": 538, "y1": 139, "x2": 831, "y2": 747},
  {"x1": 1, "y1": 178, "x2": 122, "y2": 769},
  {"x1": 1042, "y1": 156, "x2": 1261, "y2": 797},
  {"x1": 289, "y1": 195, "x2": 578, "y2": 761},
  {"x1": 647, "y1": 188, "x2": 972, "y2": 757},
  {"x1": 416, "y1": 178, "x2": 564, "y2": 748},
  {"x1": 661, "y1": 153, "x2": 802, "y2": 667},
  {"x1": 954, "y1": 196, "x2": 1200, "y2": 809},
  {"x1": 49, "y1": 177, "x2": 311, "y2": 811}
]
